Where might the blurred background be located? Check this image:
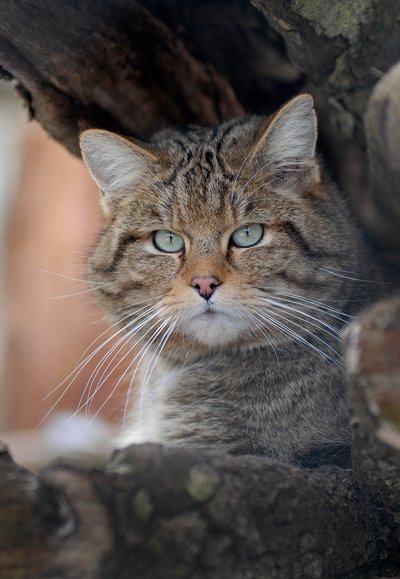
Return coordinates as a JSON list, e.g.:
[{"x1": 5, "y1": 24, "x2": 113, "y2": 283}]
[{"x1": 0, "y1": 81, "x2": 130, "y2": 467}]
